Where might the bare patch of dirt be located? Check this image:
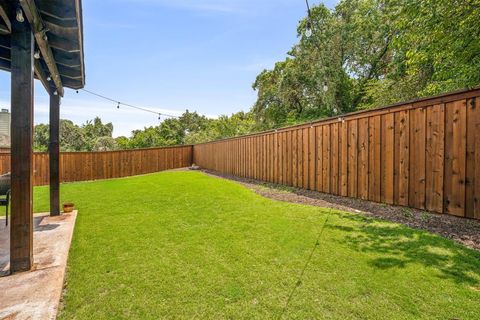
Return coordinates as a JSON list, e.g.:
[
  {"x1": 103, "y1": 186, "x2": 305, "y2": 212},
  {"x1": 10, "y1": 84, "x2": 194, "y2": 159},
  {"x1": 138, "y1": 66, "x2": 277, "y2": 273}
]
[{"x1": 202, "y1": 170, "x2": 480, "y2": 251}]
